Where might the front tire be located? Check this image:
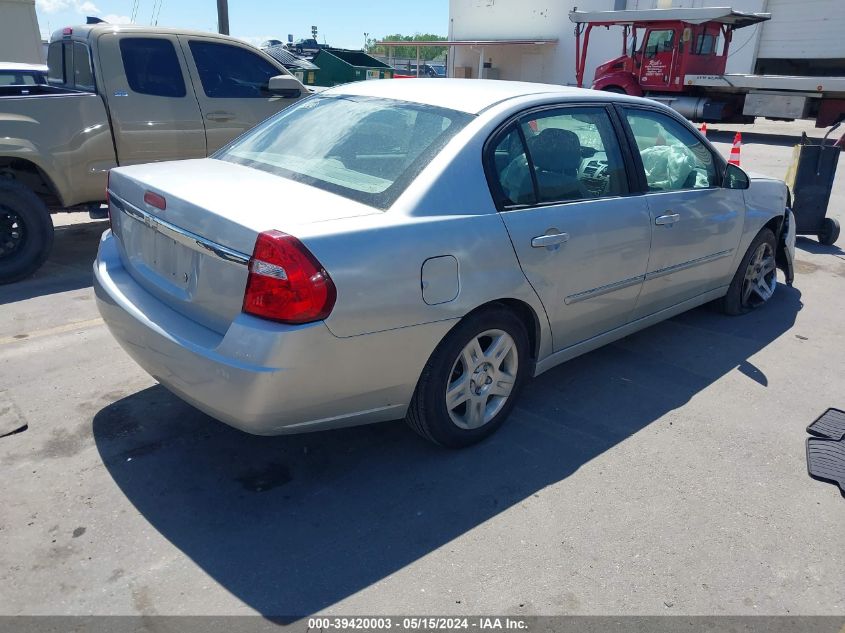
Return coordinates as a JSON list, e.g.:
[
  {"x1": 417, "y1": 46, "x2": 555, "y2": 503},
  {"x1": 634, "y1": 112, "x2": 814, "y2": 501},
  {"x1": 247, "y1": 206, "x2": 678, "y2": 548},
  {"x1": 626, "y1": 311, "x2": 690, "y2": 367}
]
[
  {"x1": 719, "y1": 228, "x2": 778, "y2": 315},
  {"x1": 406, "y1": 306, "x2": 530, "y2": 448},
  {"x1": 0, "y1": 180, "x2": 54, "y2": 284}
]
